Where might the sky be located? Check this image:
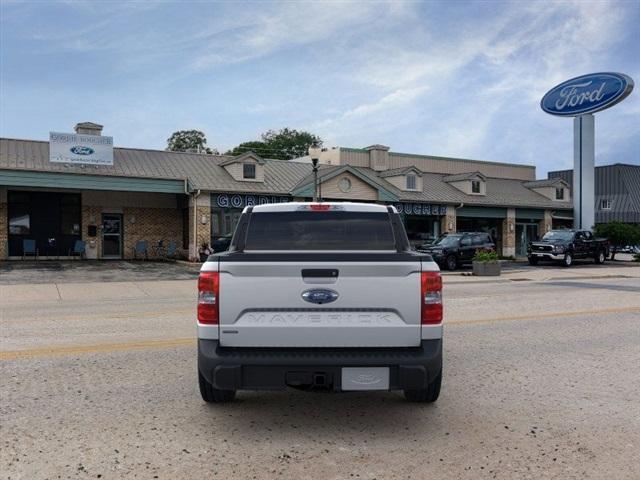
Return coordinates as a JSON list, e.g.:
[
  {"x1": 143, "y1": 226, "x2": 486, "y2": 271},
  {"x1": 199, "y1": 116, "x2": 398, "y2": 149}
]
[{"x1": 1, "y1": 0, "x2": 638, "y2": 177}]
